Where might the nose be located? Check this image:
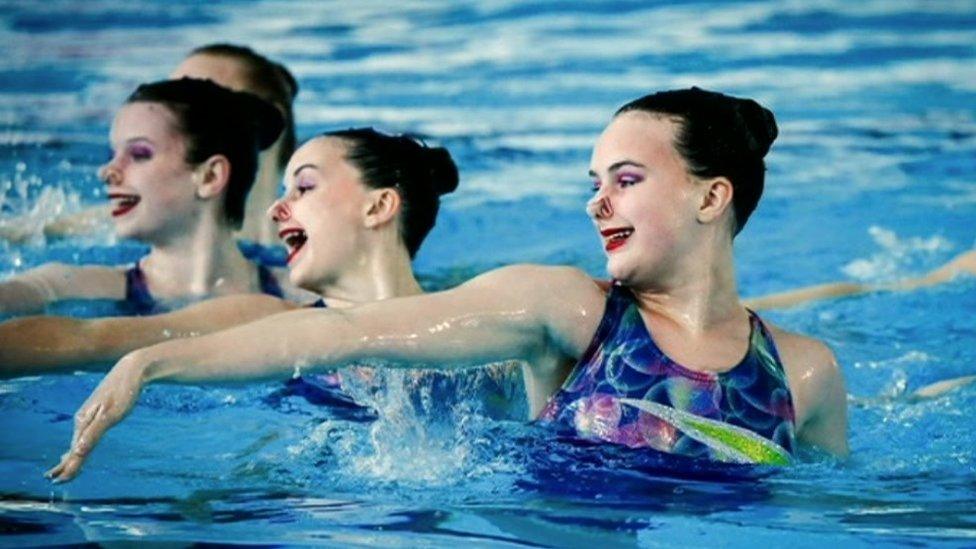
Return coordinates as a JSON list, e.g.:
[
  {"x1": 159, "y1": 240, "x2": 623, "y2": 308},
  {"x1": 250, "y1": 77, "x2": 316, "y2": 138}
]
[
  {"x1": 99, "y1": 161, "x2": 121, "y2": 187},
  {"x1": 586, "y1": 190, "x2": 613, "y2": 220},
  {"x1": 268, "y1": 197, "x2": 291, "y2": 223}
]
